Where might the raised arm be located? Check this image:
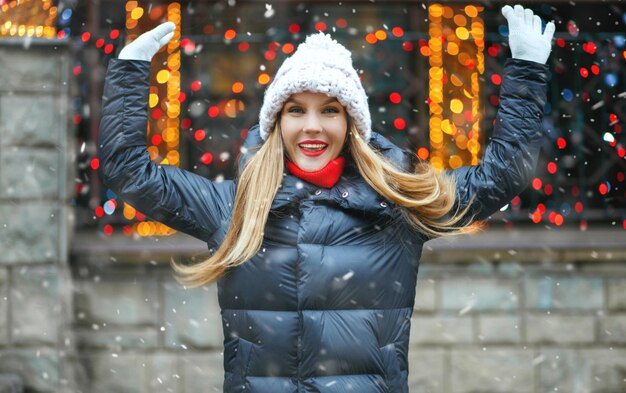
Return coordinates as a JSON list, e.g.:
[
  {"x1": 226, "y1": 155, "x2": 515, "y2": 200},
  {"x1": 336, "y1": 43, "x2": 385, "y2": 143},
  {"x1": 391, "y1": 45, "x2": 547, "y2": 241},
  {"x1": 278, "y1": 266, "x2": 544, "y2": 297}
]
[
  {"x1": 447, "y1": 5, "x2": 555, "y2": 223},
  {"x1": 98, "y1": 22, "x2": 235, "y2": 242}
]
